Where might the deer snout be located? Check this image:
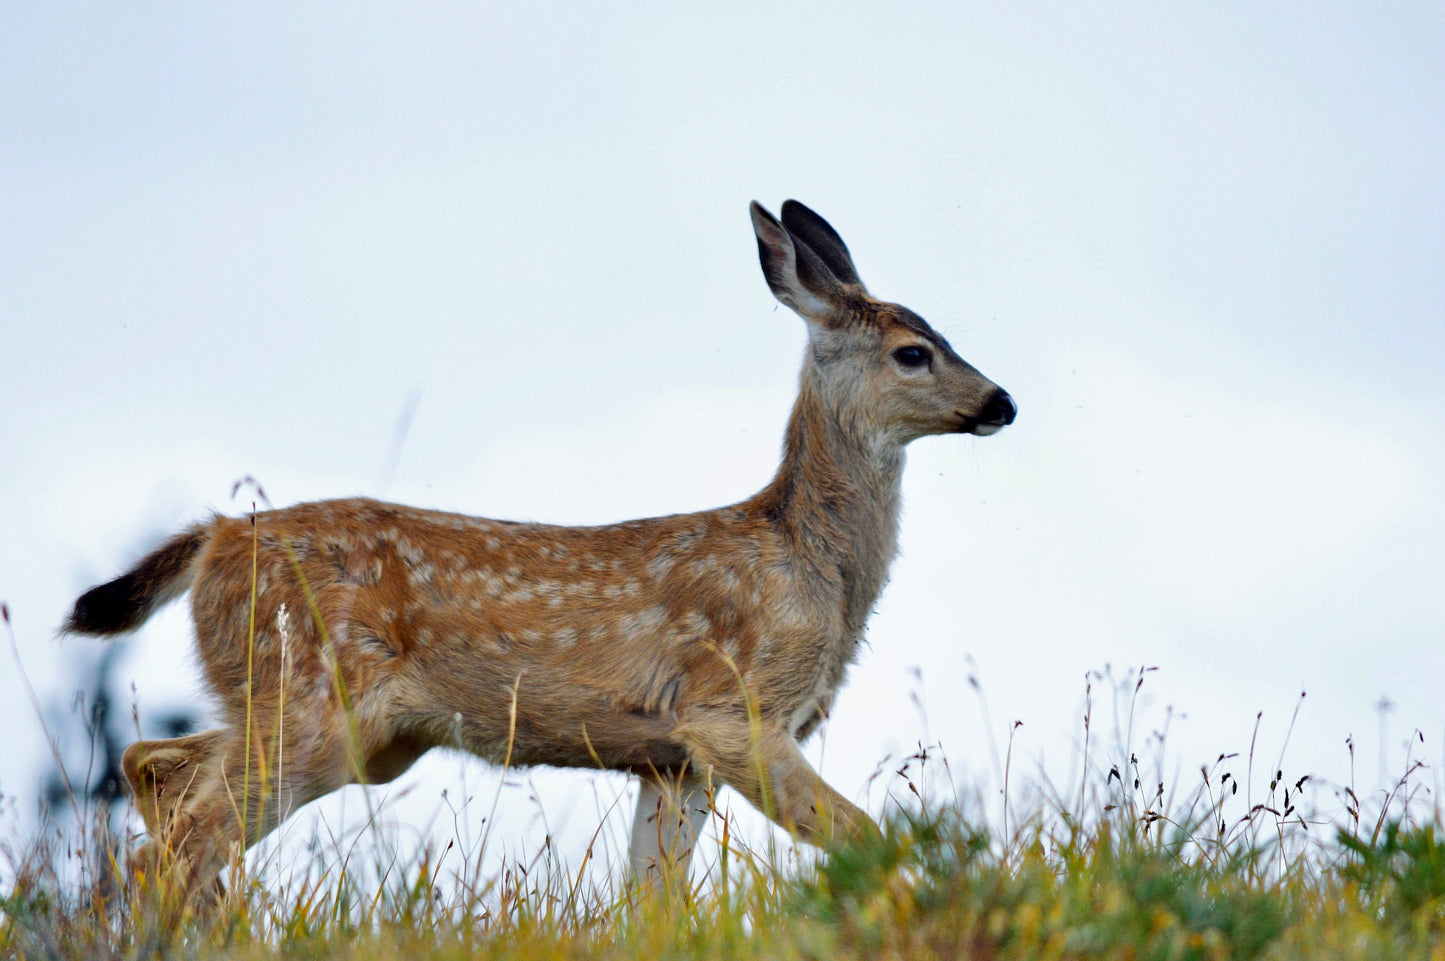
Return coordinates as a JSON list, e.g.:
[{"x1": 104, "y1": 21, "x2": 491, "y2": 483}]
[
  {"x1": 960, "y1": 388, "x2": 1016, "y2": 436},
  {"x1": 981, "y1": 389, "x2": 1016, "y2": 427}
]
